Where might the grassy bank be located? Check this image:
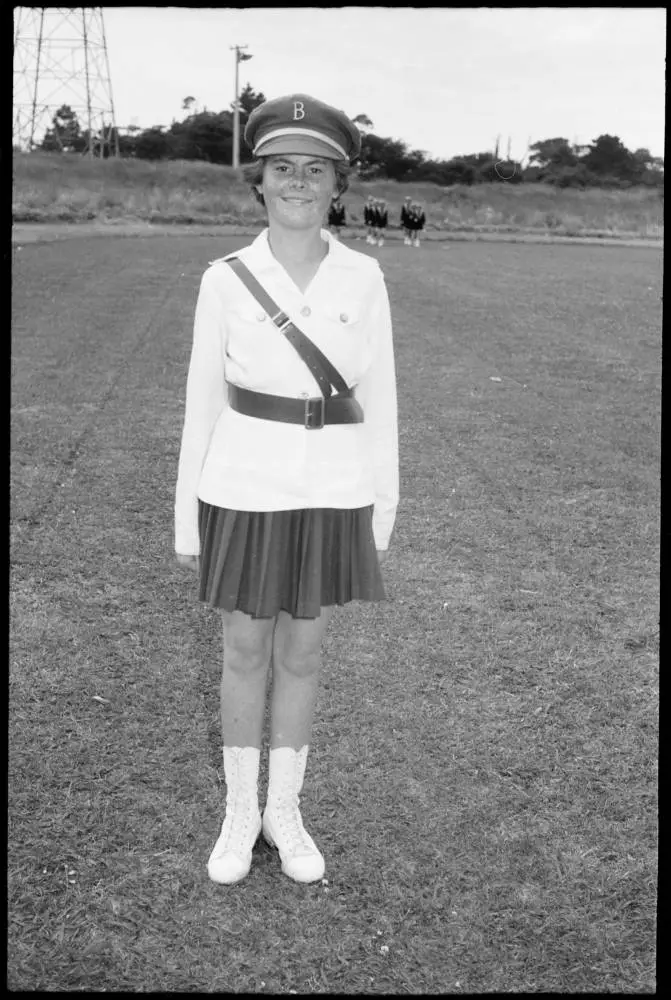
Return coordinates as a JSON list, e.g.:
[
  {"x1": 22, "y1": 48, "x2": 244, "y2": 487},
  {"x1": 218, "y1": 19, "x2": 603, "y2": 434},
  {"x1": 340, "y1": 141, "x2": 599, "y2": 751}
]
[{"x1": 12, "y1": 151, "x2": 663, "y2": 238}]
